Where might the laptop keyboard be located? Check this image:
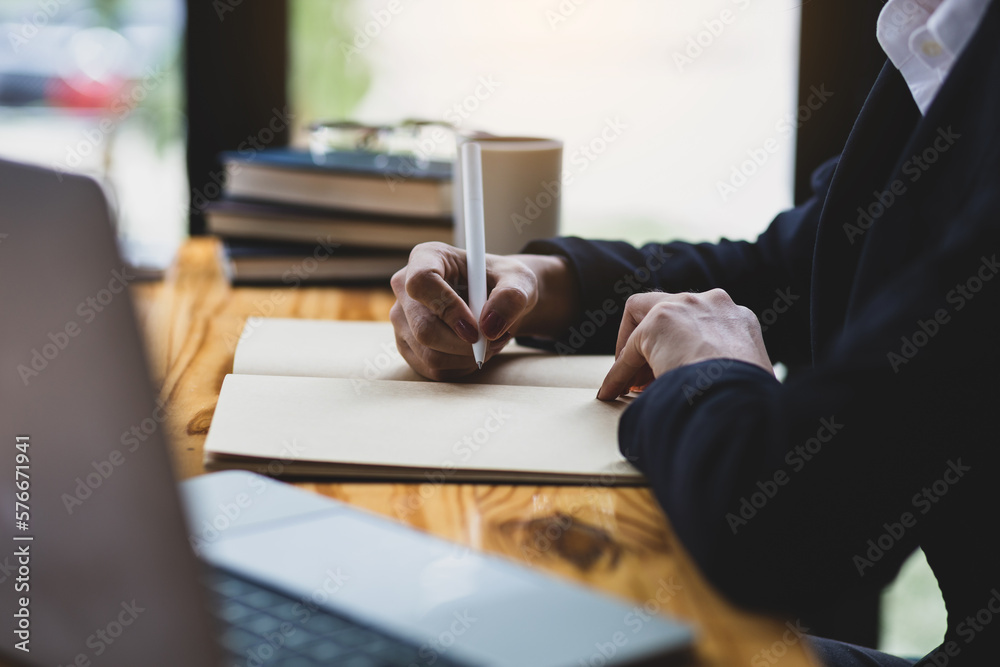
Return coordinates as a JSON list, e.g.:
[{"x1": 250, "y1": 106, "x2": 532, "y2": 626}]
[{"x1": 204, "y1": 568, "x2": 467, "y2": 667}]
